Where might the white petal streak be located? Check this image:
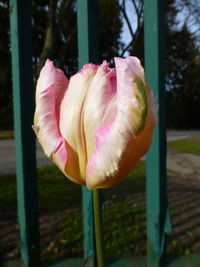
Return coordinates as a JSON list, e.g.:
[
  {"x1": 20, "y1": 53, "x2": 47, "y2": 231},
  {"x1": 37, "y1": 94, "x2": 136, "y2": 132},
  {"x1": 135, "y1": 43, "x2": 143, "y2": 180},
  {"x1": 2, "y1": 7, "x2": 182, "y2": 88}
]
[{"x1": 59, "y1": 65, "x2": 97, "y2": 178}]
